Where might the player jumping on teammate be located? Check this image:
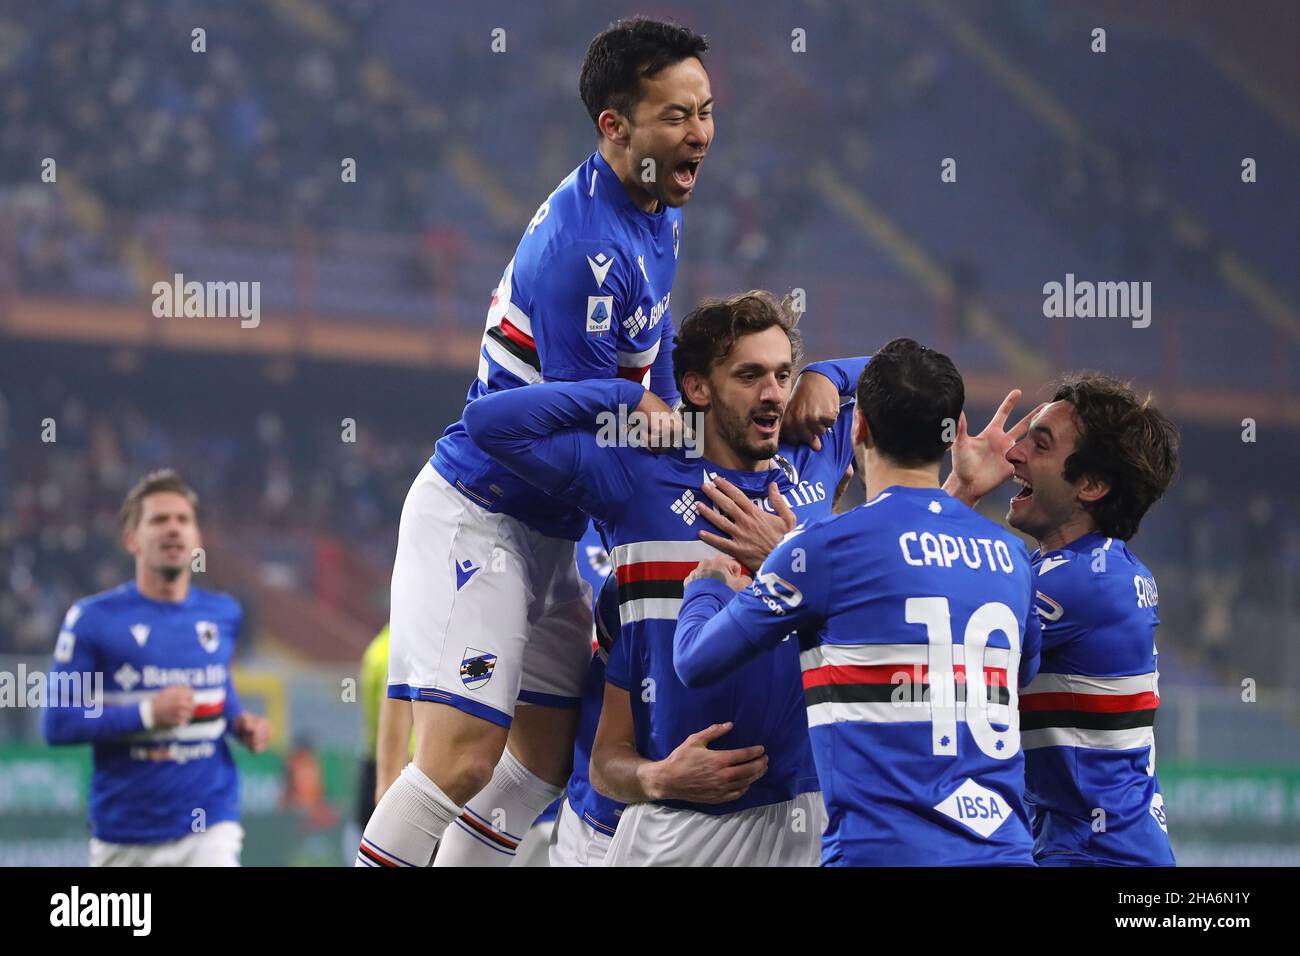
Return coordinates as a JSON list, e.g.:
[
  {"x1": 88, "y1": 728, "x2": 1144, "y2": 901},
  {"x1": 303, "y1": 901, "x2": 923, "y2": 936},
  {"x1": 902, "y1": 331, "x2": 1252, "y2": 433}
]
[{"x1": 359, "y1": 17, "x2": 713, "y2": 867}]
